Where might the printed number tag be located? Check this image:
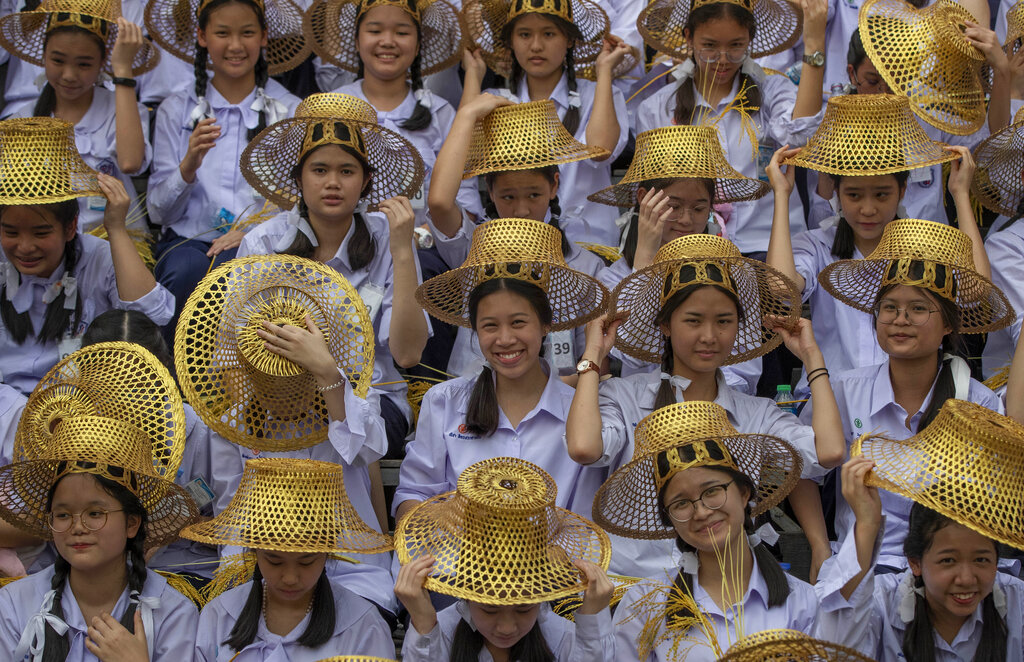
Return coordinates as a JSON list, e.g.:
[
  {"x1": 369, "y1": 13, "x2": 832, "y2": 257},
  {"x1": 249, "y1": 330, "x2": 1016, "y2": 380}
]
[
  {"x1": 358, "y1": 282, "x2": 386, "y2": 322},
  {"x1": 57, "y1": 335, "x2": 82, "y2": 361},
  {"x1": 409, "y1": 183, "x2": 426, "y2": 210},
  {"x1": 547, "y1": 330, "x2": 575, "y2": 371}
]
